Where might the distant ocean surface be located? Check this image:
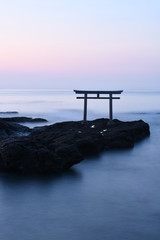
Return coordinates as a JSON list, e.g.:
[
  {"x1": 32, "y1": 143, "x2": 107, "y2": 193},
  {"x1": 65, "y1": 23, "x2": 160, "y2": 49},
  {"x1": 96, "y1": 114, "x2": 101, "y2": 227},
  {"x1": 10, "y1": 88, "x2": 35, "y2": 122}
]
[{"x1": 0, "y1": 89, "x2": 160, "y2": 240}]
